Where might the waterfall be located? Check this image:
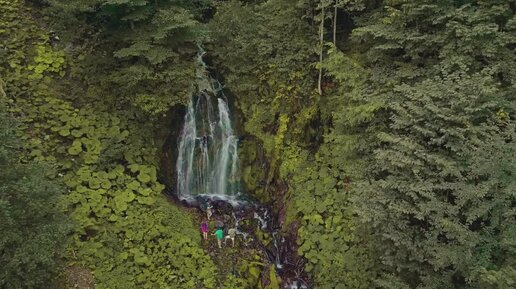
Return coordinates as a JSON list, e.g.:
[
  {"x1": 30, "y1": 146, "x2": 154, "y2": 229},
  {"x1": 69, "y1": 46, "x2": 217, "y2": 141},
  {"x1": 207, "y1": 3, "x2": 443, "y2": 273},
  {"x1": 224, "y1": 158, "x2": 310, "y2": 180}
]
[
  {"x1": 175, "y1": 48, "x2": 307, "y2": 289},
  {"x1": 176, "y1": 48, "x2": 241, "y2": 203}
]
